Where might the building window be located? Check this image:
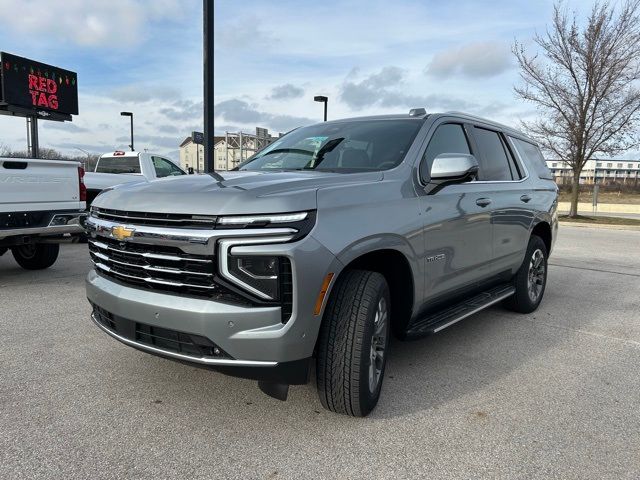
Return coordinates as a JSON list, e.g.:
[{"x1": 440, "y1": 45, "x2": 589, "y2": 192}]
[
  {"x1": 629, "y1": 163, "x2": 634, "y2": 169},
  {"x1": 607, "y1": 163, "x2": 613, "y2": 168},
  {"x1": 596, "y1": 162, "x2": 602, "y2": 167},
  {"x1": 552, "y1": 163, "x2": 558, "y2": 167},
  {"x1": 617, "y1": 163, "x2": 623, "y2": 168}
]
